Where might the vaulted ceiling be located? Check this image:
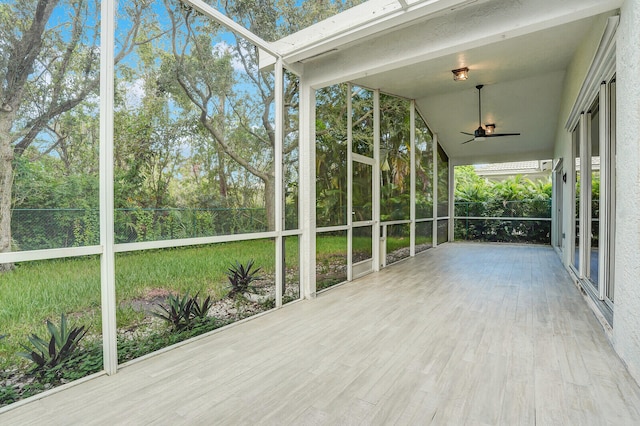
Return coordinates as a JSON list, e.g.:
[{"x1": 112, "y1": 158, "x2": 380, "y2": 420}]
[
  {"x1": 354, "y1": 18, "x2": 596, "y2": 165},
  {"x1": 273, "y1": 0, "x2": 621, "y2": 165}
]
